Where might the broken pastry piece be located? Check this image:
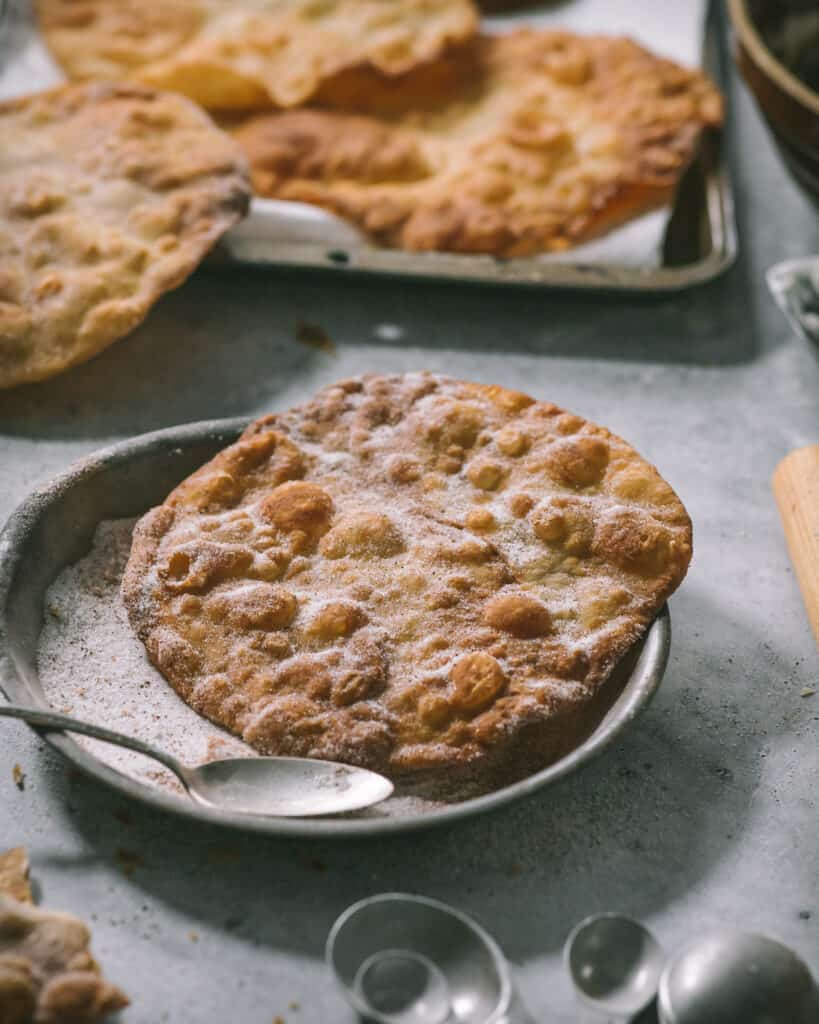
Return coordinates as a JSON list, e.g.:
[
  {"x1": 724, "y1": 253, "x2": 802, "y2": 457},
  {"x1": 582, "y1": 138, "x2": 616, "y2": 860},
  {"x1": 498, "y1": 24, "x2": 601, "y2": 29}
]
[
  {"x1": 122, "y1": 373, "x2": 691, "y2": 790},
  {"x1": 234, "y1": 30, "x2": 723, "y2": 256},
  {"x1": 34, "y1": 0, "x2": 479, "y2": 111},
  {"x1": 0, "y1": 848, "x2": 128, "y2": 1023}
]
